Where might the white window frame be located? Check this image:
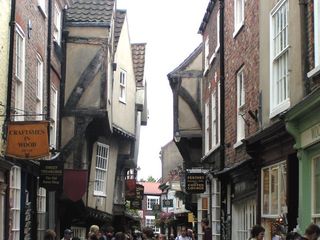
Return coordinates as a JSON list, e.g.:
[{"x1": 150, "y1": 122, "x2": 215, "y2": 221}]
[
  {"x1": 261, "y1": 161, "x2": 287, "y2": 217},
  {"x1": 147, "y1": 196, "x2": 160, "y2": 210},
  {"x1": 312, "y1": 155, "x2": 320, "y2": 222},
  {"x1": 37, "y1": 0, "x2": 46, "y2": 16},
  {"x1": 37, "y1": 186, "x2": 46, "y2": 240},
  {"x1": 233, "y1": 0, "x2": 244, "y2": 37},
  {"x1": 94, "y1": 142, "x2": 109, "y2": 196},
  {"x1": 119, "y1": 70, "x2": 127, "y2": 103},
  {"x1": 15, "y1": 24, "x2": 25, "y2": 121},
  {"x1": 36, "y1": 54, "x2": 44, "y2": 120},
  {"x1": 269, "y1": 0, "x2": 290, "y2": 118},
  {"x1": 216, "y1": 10, "x2": 220, "y2": 52},
  {"x1": 232, "y1": 198, "x2": 256, "y2": 240},
  {"x1": 204, "y1": 36, "x2": 209, "y2": 73},
  {"x1": 145, "y1": 215, "x2": 160, "y2": 233},
  {"x1": 314, "y1": 0, "x2": 320, "y2": 67},
  {"x1": 204, "y1": 100, "x2": 210, "y2": 153},
  {"x1": 212, "y1": 179, "x2": 221, "y2": 240},
  {"x1": 10, "y1": 166, "x2": 21, "y2": 240},
  {"x1": 236, "y1": 68, "x2": 245, "y2": 143},
  {"x1": 211, "y1": 91, "x2": 218, "y2": 147},
  {"x1": 53, "y1": 3, "x2": 61, "y2": 44},
  {"x1": 50, "y1": 85, "x2": 58, "y2": 148}
]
